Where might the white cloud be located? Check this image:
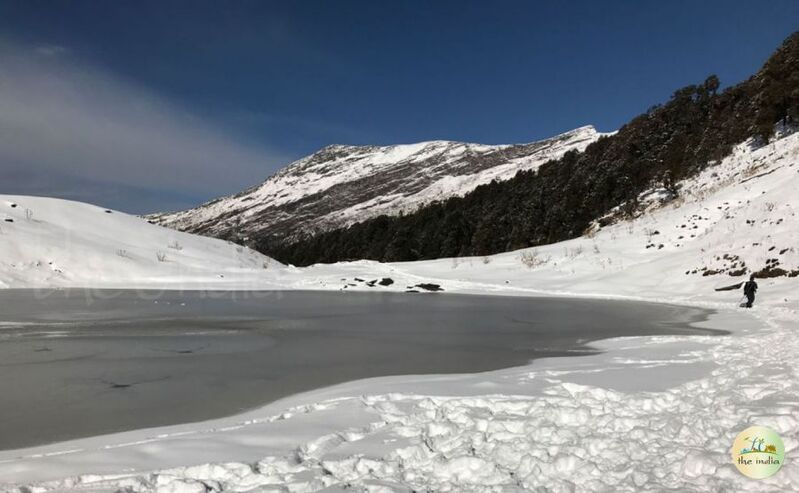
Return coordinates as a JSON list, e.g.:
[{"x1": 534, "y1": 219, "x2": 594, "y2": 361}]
[{"x1": 0, "y1": 39, "x2": 288, "y2": 212}]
